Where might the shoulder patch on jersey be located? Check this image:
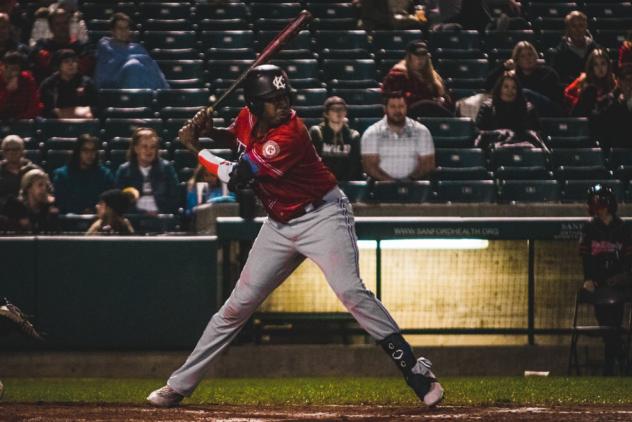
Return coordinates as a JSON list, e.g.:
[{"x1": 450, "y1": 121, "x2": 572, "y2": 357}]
[{"x1": 262, "y1": 140, "x2": 280, "y2": 159}]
